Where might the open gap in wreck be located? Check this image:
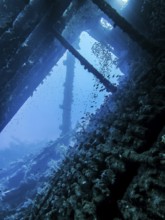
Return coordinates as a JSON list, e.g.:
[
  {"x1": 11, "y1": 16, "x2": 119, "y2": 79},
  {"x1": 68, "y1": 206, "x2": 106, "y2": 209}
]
[
  {"x1": 0, "y1": 28, "x2": 124, "y2": 168},
  {"x1": 1, "y1": 1, "x2": 164, "y2": 219}
]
